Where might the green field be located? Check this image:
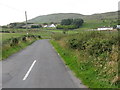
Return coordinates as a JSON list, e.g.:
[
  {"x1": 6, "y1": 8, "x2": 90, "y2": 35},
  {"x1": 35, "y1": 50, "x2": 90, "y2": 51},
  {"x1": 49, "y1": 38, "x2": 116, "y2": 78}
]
[
  {"x1": 1, "y1": 33, "x2": 25, "y2": 41},
  {"x1": 1, "y1": 29, "x2": 79, "y2": 42},
  {"x1": 1, "y1": 30, "x2": 51, "y2": 42}
]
